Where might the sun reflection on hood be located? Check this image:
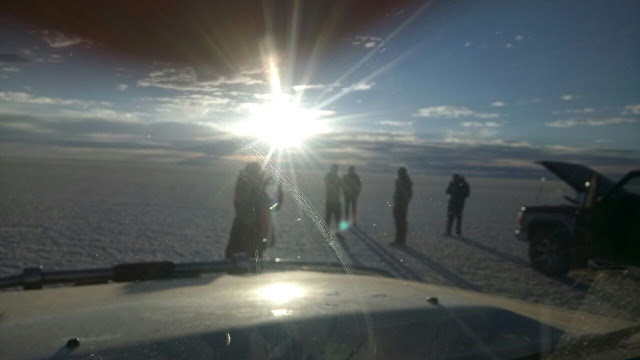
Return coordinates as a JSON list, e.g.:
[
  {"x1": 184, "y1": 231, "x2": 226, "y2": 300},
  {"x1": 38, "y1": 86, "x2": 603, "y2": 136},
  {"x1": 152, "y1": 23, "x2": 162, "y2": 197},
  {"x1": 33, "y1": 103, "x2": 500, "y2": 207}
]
[{"x1": 258, "y1": 282, "x2": 304, "y2": 304}]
